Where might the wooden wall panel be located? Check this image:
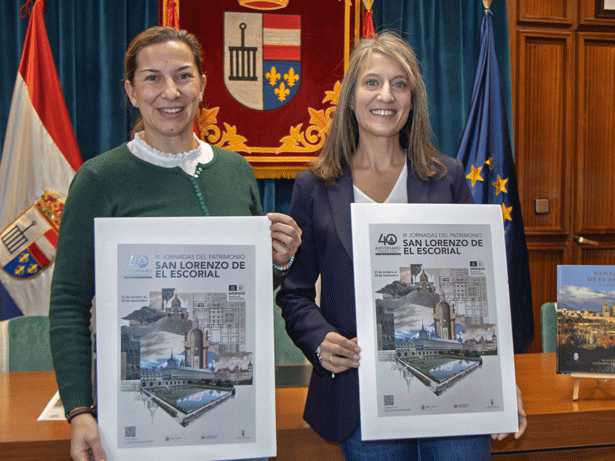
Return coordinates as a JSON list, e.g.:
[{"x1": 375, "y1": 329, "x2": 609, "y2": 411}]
[
  {"x1": 527, "y1": 248, "x2": 565, "y2": 352},
  {"x1": 518, "y1": 0, "x2": 574, "y2": 24},
  {"x1": 510, "y1": 0, "x2": 615, "y2": 355},
  {"x1": 581, "y1": 247, "x2": 615, "y2": 264},
  {"x1": 516, "y1": 31, "x2": 573, "y2": 234},
  {"x1": 579, "y1": 0, "x2": 615, "y2": 25},
  {"x1": 576, "y1": 34, "x2": 615, "y2": 233}
]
